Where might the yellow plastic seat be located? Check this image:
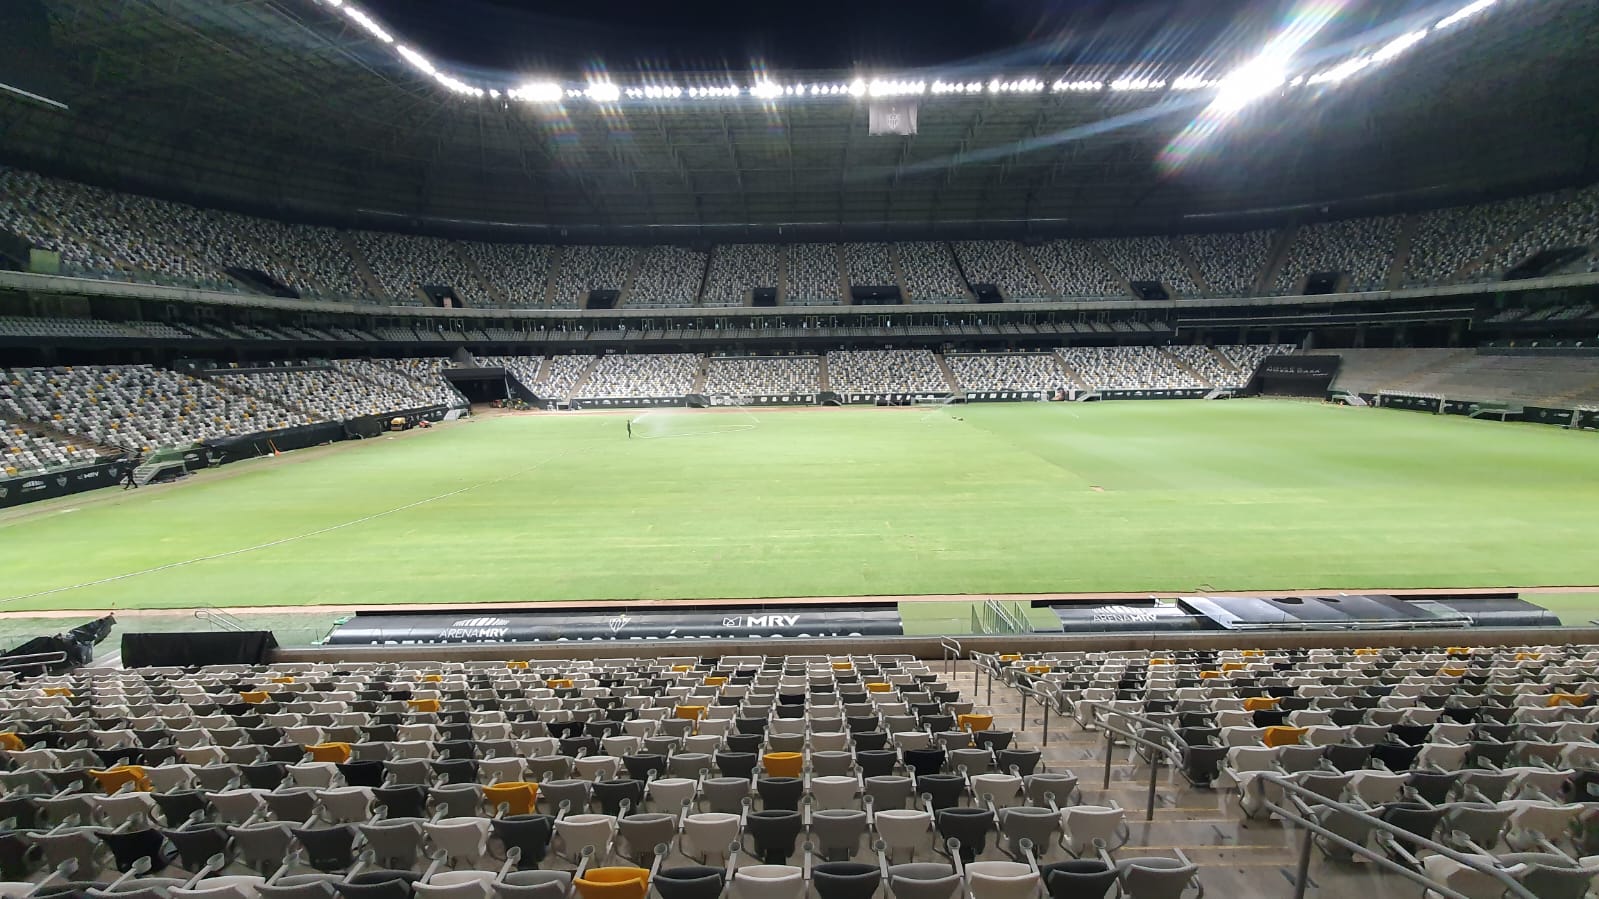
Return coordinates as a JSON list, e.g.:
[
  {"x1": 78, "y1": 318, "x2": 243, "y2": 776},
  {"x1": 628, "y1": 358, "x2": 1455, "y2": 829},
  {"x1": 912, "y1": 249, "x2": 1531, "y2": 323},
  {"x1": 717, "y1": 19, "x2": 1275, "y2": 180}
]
[
  {"x1": 1199, "y1": 671, "x2": 1221, "y2": 680},
  {"x1": 1221, "y1": 663, "x2": 1246, "y2": 673},
  {"x1": 307, "y1": 743, "x2": 352, "y2": 764},
  {"x1": 239, "y1": 691, "x2": 271, "y2": 704},
  {"x1": 42, "y1": 687, "x2": 74, "y2": 698},
  {"x1": 1240, "y1": 650, "x2": 1265, "y2": 658},
  {"x1": 703, "y1": 677, "x2": 728, "y2": 687},
  {"x1": 483, "y1": 781, "x2": 540, "y2": 815},
  {"x1": 866, "y1": 683, "x2": 893, "y2": 693},
  {"x1": 1353, "y1": 648, "x2": 1379, "y2": 657},
  {"x1": 1243, "y1": 697, "x2": 1280, "y2": 712},
  {"x1": 762, "y1": 752, "x2": 804, "y2": 778},
  {"x1": 506, "y1": 661, "x2": 529, "y2": 670},
  {"x1": 270, "y1": 677, "x2": 296, "y2": 685},
  {"x1": 1446, "y1": 647, "x2": 1472, "y2": 656},
  {"x1": 674, "y1": 705, "x2": 707, "y2": 721},
  {"x1": 1439, "y1": 667, "x2": 1467, "y2": 678},
  {"x1": 1263, "y1": 727, "x2": 1307, "y2": 748},
  {"x1": 1148, "y1": 659, "x2": 1172, "y2": 666},
  {"x1": 1025, "y1": 666, "x2": 1052, "y2": 675},
  {"x1": 547, "y1": 679, "x2": 574, "y2": 690},
  {"x1": 1516, "y1": 652, "x2": 1543, "y2": 662},
  {"x1": 1548, "y1": 693, "x2": 1590, "y2": 708},
  {"x1": 998, "y1": 654, "x2": 1022, "y2": 663},
  {"x1": 958, "y1": 714, "x2": 994, "y2": 733},
  {"x1": 0, "y1": 733, "x2": 25, "y2": 751},
  {"x1": 91, "y1": 766, "x2": 150, "y2": 794},
  {"x1": 407, "y1": 698, "x2": 441, "y2": 713},
  {"x1": 670, "y1": 665, "x2": 692, "y2": 673},
  {"x1": 421, "y1": 674, "x2": 443, "y2": 683},
  {"x1": 574, "y1": 867, "x2": 650, "y2": 899},
  {"x1": 832, "y1": 662, "x2": 853, "y2": 671}
]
